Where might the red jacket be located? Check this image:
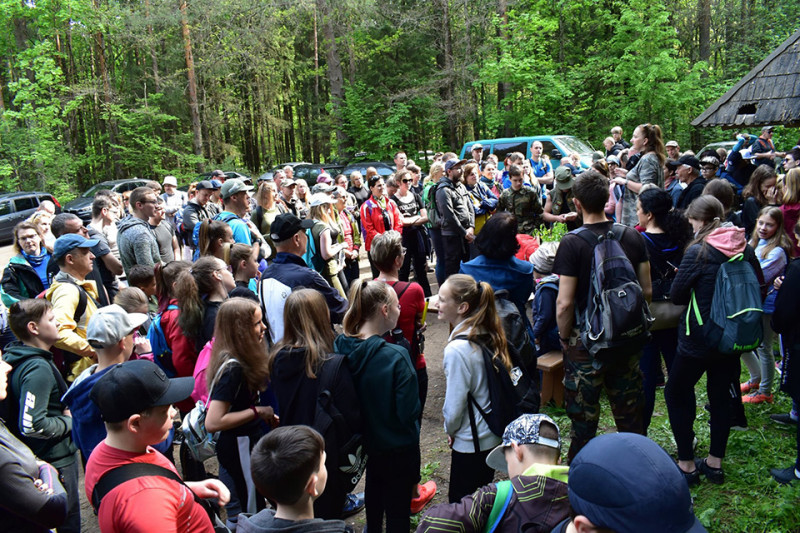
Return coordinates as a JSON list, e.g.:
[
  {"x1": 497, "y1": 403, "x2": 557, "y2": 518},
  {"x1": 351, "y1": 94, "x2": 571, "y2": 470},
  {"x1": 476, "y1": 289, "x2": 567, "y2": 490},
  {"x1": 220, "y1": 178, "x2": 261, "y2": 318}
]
[
  {"x1": 360, "y1": 195, "x2": 402, "y2": 251},
  {"x1": 161, "y1": 298, "x2": 199, "y2": 412}
]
